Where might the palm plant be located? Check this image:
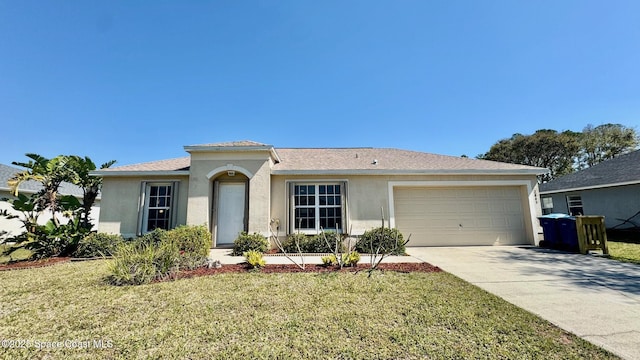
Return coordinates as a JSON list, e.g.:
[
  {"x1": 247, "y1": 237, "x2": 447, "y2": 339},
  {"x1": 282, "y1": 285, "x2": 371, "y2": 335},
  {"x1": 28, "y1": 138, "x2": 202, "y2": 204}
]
[{"x1": 9, "y1": 154, "x2": 72, "y2": 226}]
